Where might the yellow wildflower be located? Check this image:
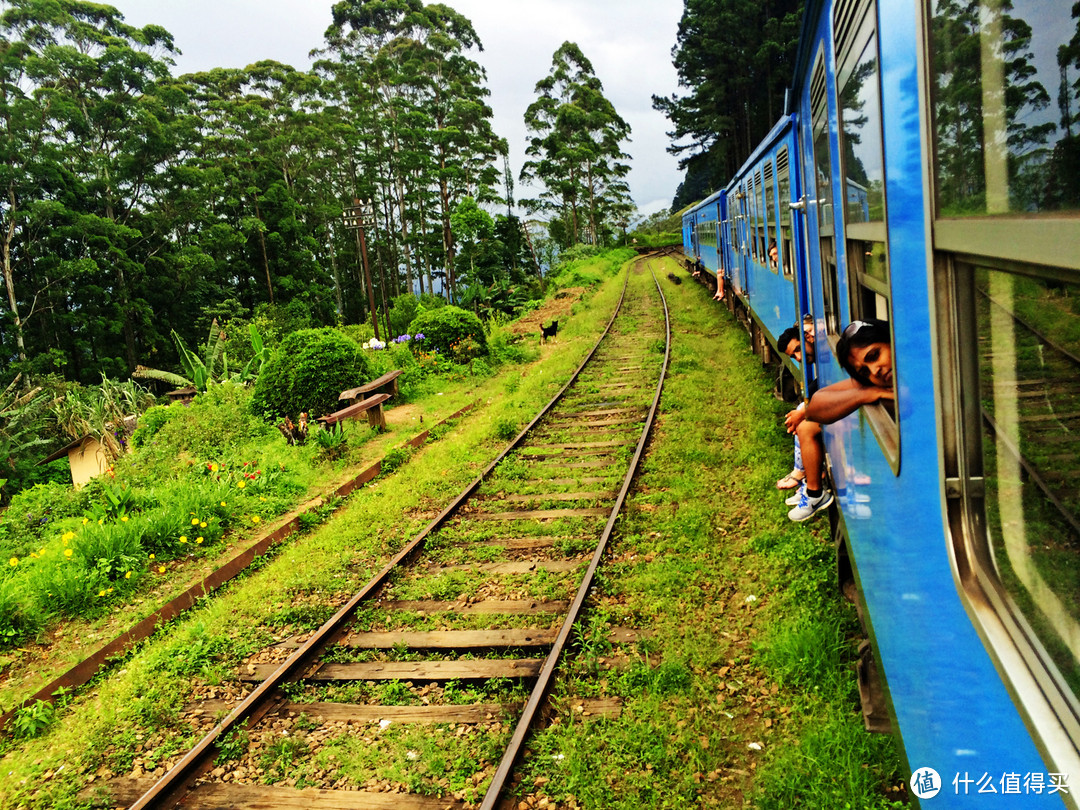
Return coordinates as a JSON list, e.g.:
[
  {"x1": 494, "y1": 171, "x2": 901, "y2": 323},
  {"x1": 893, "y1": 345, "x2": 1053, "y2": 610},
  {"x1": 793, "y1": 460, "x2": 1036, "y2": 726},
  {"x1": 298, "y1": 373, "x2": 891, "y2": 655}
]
[
  {"x1": 120, "y1": 515, "x2": 129, "y2": 522},
  {"x1": 125, "y1": 571, "x2": 132, "y2": 579},
  {"x1": 82, "y1": 517, "x2": 89, "y2": 525},
  {"x1": 251, "y1": 516, "x2": 261, "y2": 524},
  {"x1": 237, "y1": 480, "x2": 246, "y2": 489},
  {"x1": 62, "y1": 530, "x2": 75, "y2": 542},
  {"x1": 200, "y1": 521, "x2": 207, "y2": 528},
  {"x1": 191, "y1": 518, "x2": 200, "y2": 526},
  {"x1": 158, "y1": 565, "x2": 166, "y2": 573},
  {"x1": 179, "y1": 536, "x2": 188, "y2": 544},
  {"x1": 64, "y1": 548, "x2": 73, "y2": 558},
  {"x1": 98, "y1": 589, "x2": 107, "y2": 597},
  {"x1": 8, "y1": 557, "x2": 17, "y2": 567},
  {"x1": 149, "y1": 553, "x2": 155, "y2": 560},
  {"x1": 196, "y1": 536, "x2": 204, "y2": 544},
  {"x1": 220, "y1": 501, "x2": 227, "y2": 507}
]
